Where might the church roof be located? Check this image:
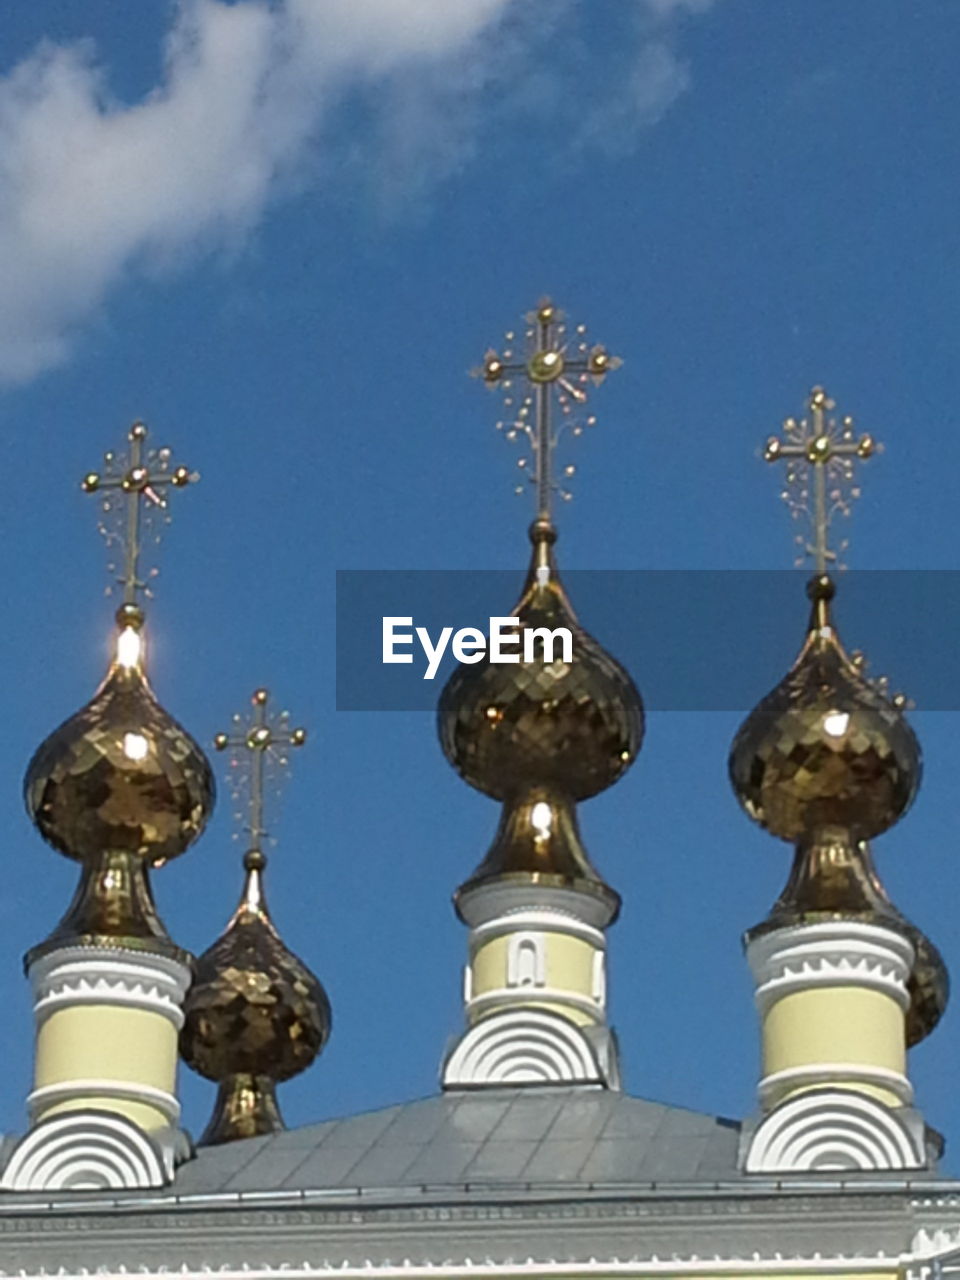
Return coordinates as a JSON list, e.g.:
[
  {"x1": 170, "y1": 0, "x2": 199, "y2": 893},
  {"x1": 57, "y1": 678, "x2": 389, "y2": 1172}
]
[
  {"x1": 168, "y1": 1088, "x2": 742, "y2": 1199},
  {"x1": 0, "y1": 1092, "x2": 957, "y2": 1277}
]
